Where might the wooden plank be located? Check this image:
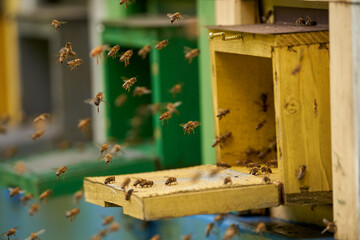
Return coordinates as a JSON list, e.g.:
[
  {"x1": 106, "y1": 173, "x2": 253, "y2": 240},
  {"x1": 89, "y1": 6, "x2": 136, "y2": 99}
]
[
  {"x1": 84, "y1": 165, "x2": 281, "y2": 220},
  {"x1": 272, "y1": 44, "x2": 332, "y2": 195},
  {"x1": 329, "y1": 1, "x2": 360, "y2": 239},
  {"x1": 216, "y1": 0, "x2": 256, "y2": 25}
]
